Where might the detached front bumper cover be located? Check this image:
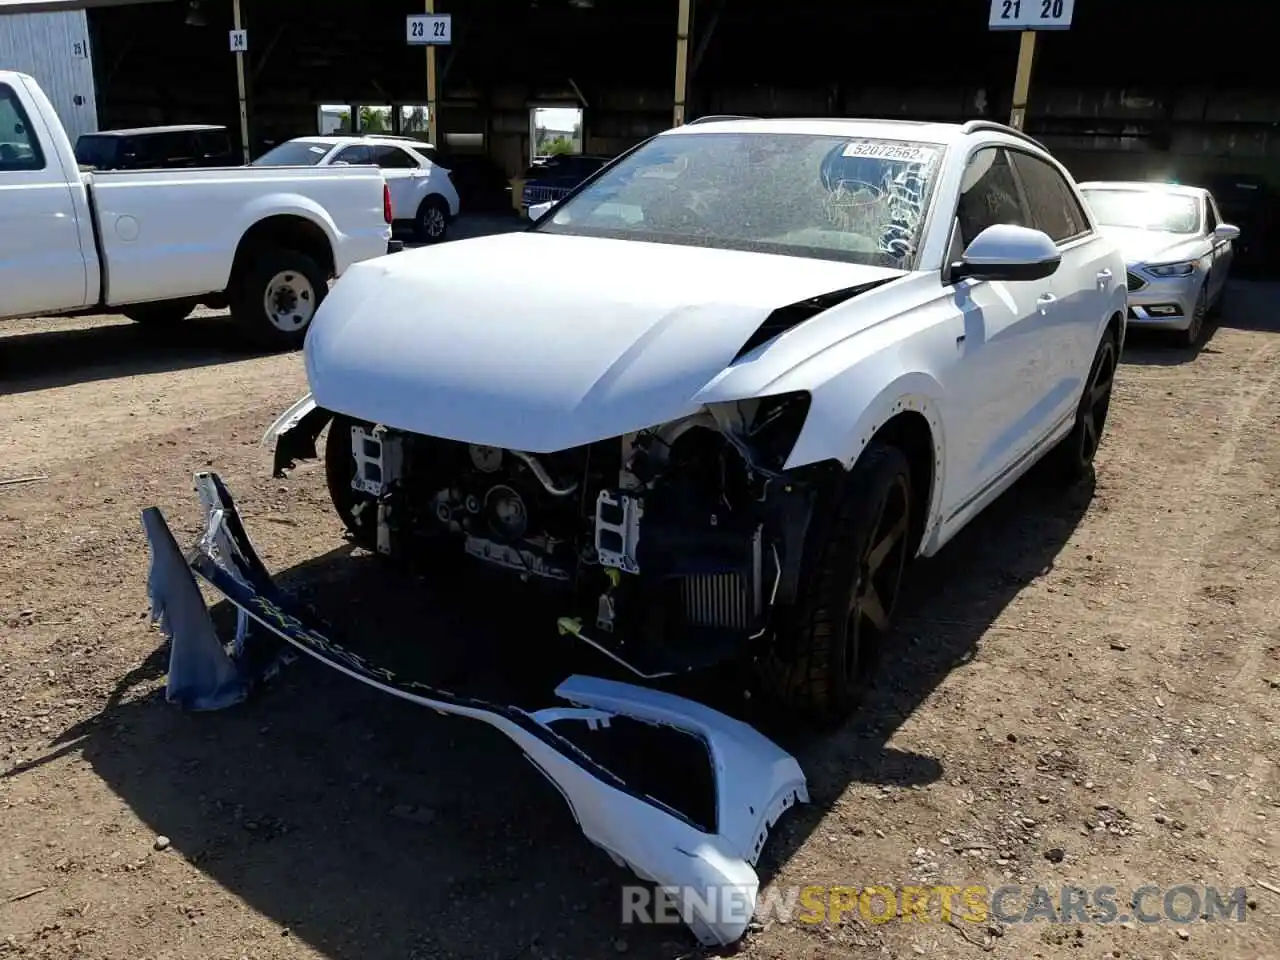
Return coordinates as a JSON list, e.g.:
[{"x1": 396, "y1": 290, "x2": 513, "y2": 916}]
[{"x1": 141, "y1": 472, "x2": 809, "y2": 946}]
